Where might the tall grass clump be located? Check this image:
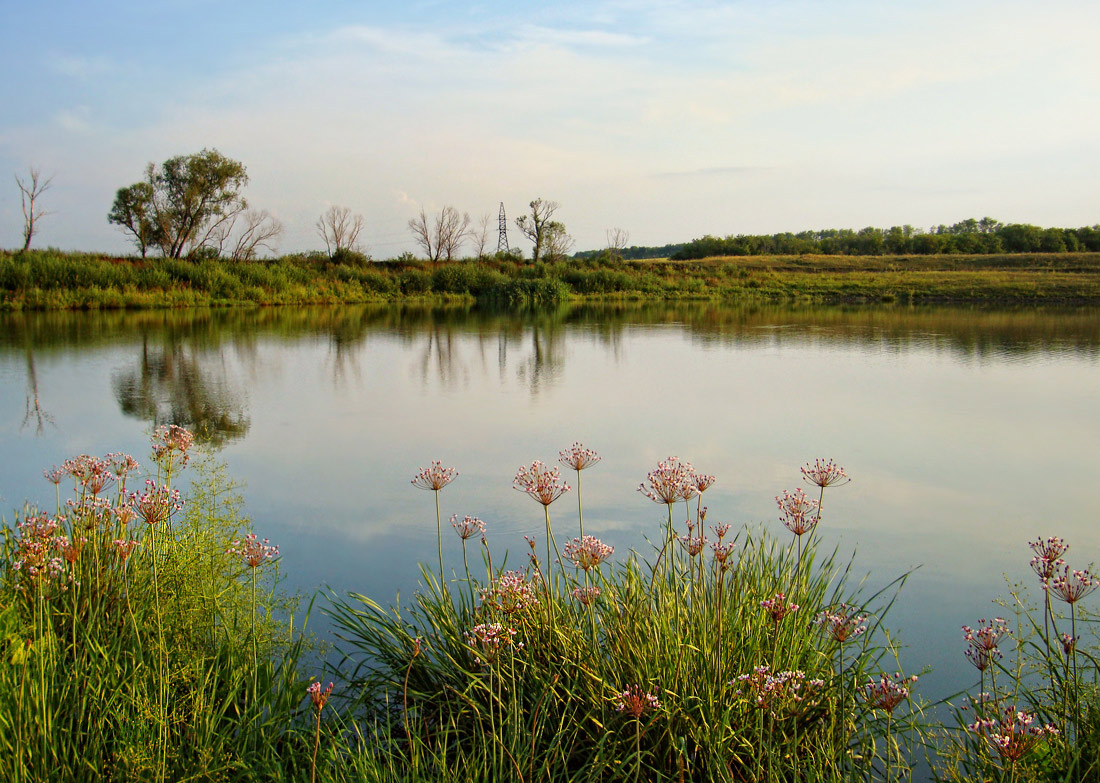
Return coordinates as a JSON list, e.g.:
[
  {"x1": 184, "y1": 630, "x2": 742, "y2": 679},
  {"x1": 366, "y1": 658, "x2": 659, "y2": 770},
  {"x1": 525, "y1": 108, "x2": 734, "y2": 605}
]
[
  {"x1": 935, "y1": 536, "x2": 1100, "y2": 782},
  {"x1": 328, "y1": 449, "x2": 924, "y2": 782},
  {"x1": 0, "y1": 430, "x2": 313, "y2": 782}
]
